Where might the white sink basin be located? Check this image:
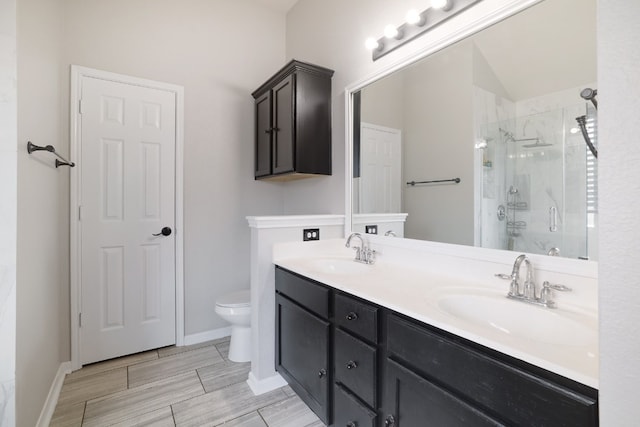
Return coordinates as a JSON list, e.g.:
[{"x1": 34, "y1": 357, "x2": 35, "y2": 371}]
[
  {"x1": 305, "y1": 258, "x2": 371, "y2": 275},
  {"x1": 437, "y1": 293, "x2": 597, "y2": 347}
]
